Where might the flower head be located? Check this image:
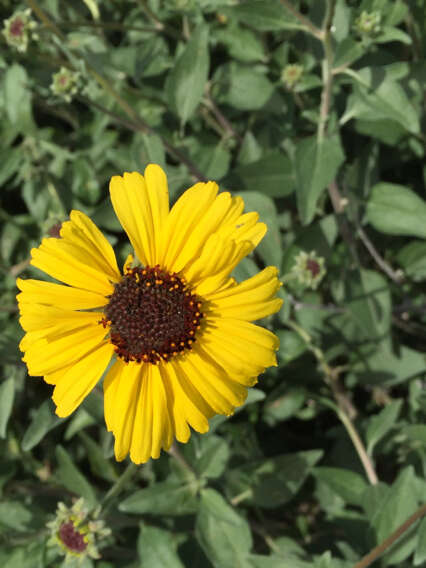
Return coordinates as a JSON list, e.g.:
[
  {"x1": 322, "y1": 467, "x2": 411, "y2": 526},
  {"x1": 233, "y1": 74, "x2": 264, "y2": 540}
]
[
  {"x1": 47, "y1": 498, "x2": 110, "y2": 562},
  {"x1": 291, "y1": 250, "x2": 326, "y2": 290},
  {"x1": 354, "y1": 11, "x2": 381, "y2": 37},
  {"x1": 2, "y1": 9, "x2": 37, "y2": 53},
  {"x1": 17, "y1": 165, "x2": 282, "y2": 463},
  {"x1": 50, "y1": 67, "x2": 80, "y2": 102},
  {"x1": 281, "y1": 64, "x2": 303, "y2": 89}
]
